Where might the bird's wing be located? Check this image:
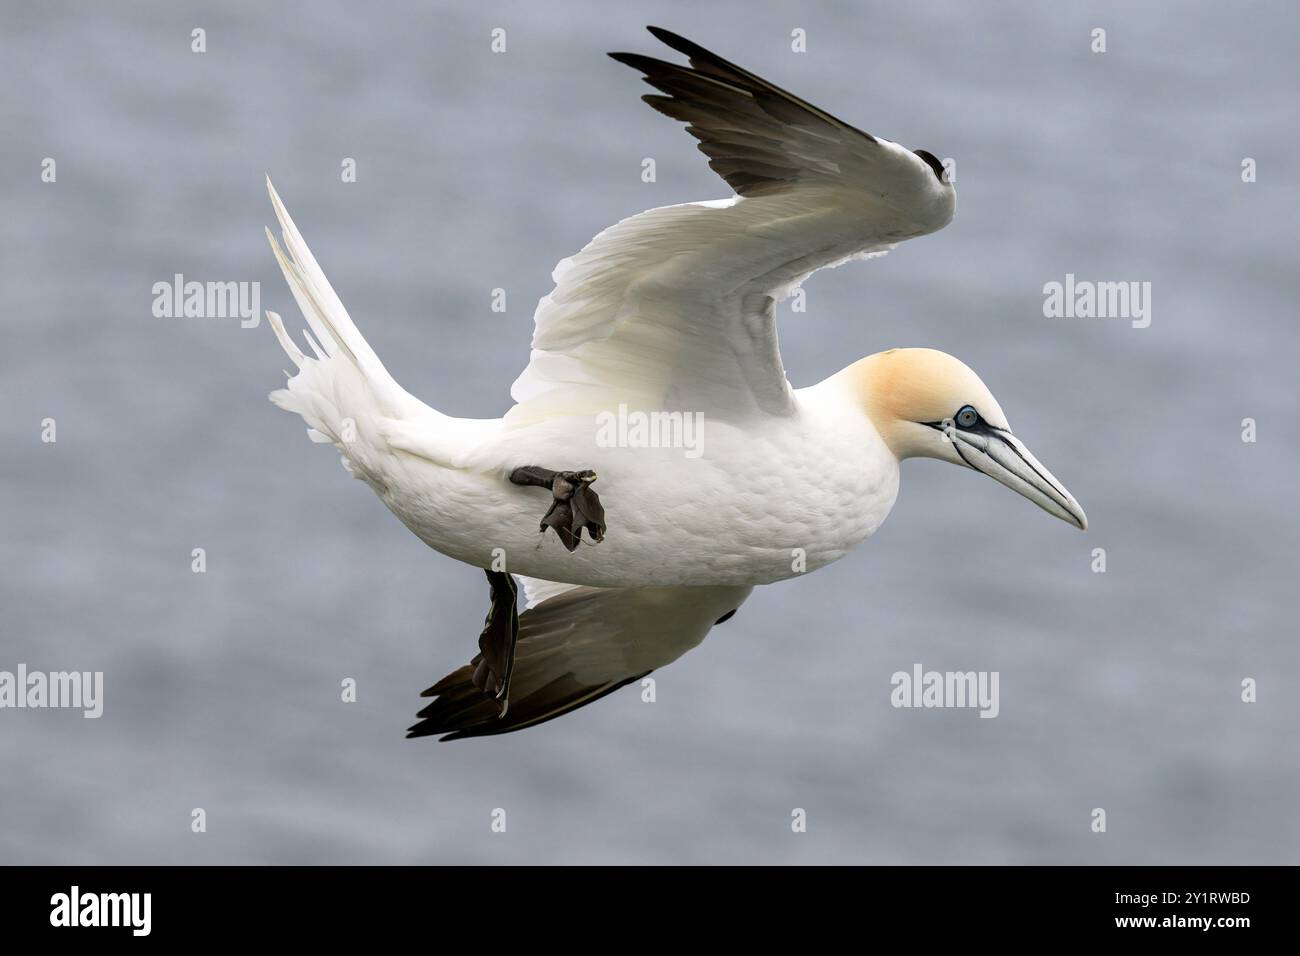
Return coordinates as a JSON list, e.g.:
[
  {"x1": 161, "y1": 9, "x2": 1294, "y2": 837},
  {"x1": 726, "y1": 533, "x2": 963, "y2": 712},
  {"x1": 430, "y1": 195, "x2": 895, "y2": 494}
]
[
  {"x1": 407, "y1": 581, "x2": 751, "y2": 741},
  {"x1": 507, "y1": 26, "x2": 954, "y2": 424}
]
